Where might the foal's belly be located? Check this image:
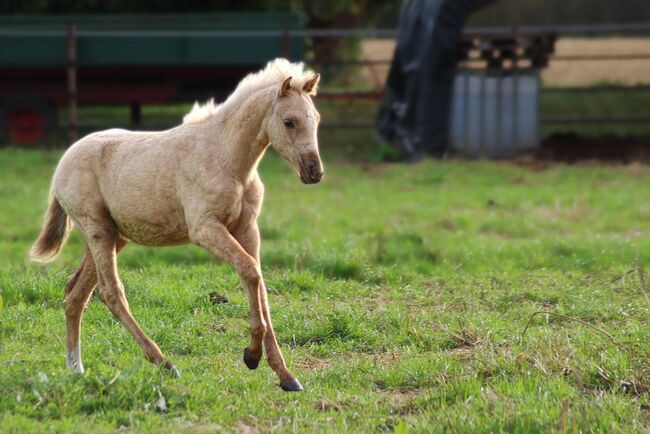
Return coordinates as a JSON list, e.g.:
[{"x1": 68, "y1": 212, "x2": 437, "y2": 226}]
[
  {"x1": 116, "y1": 218, "x2": 190, "y2": 246},
  {"x1": 110, "y1": 207, "x2": 190, "y2": 247}
]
